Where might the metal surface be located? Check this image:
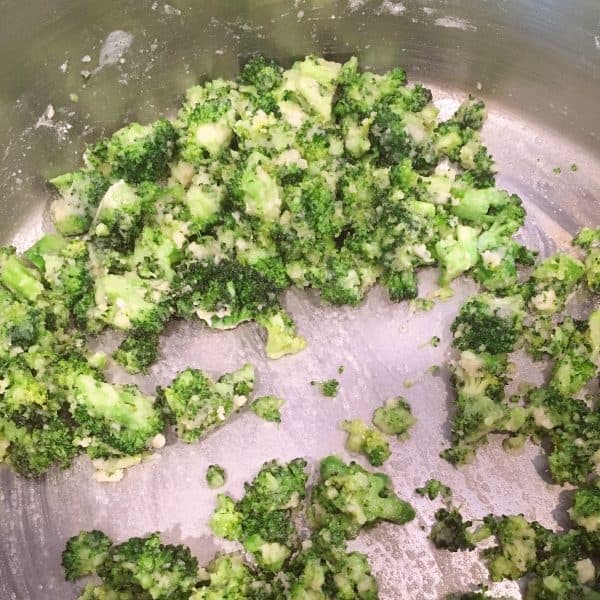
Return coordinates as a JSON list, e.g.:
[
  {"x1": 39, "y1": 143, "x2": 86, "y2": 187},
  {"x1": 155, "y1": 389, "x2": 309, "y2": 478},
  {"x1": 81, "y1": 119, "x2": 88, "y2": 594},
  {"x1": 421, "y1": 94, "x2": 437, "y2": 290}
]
[{"x1": 0, "y1": 1, "x2": 599, "y2": 598}]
